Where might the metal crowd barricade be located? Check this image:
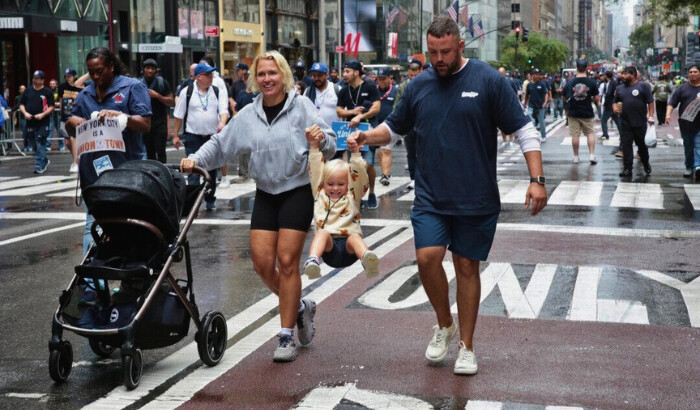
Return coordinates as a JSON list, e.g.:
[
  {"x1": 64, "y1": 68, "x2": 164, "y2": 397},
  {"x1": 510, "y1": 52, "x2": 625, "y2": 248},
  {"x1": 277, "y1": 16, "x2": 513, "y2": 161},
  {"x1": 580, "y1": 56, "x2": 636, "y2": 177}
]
[{"x1": 0, "y1": 109, "x2": 26, "y2": 156}]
